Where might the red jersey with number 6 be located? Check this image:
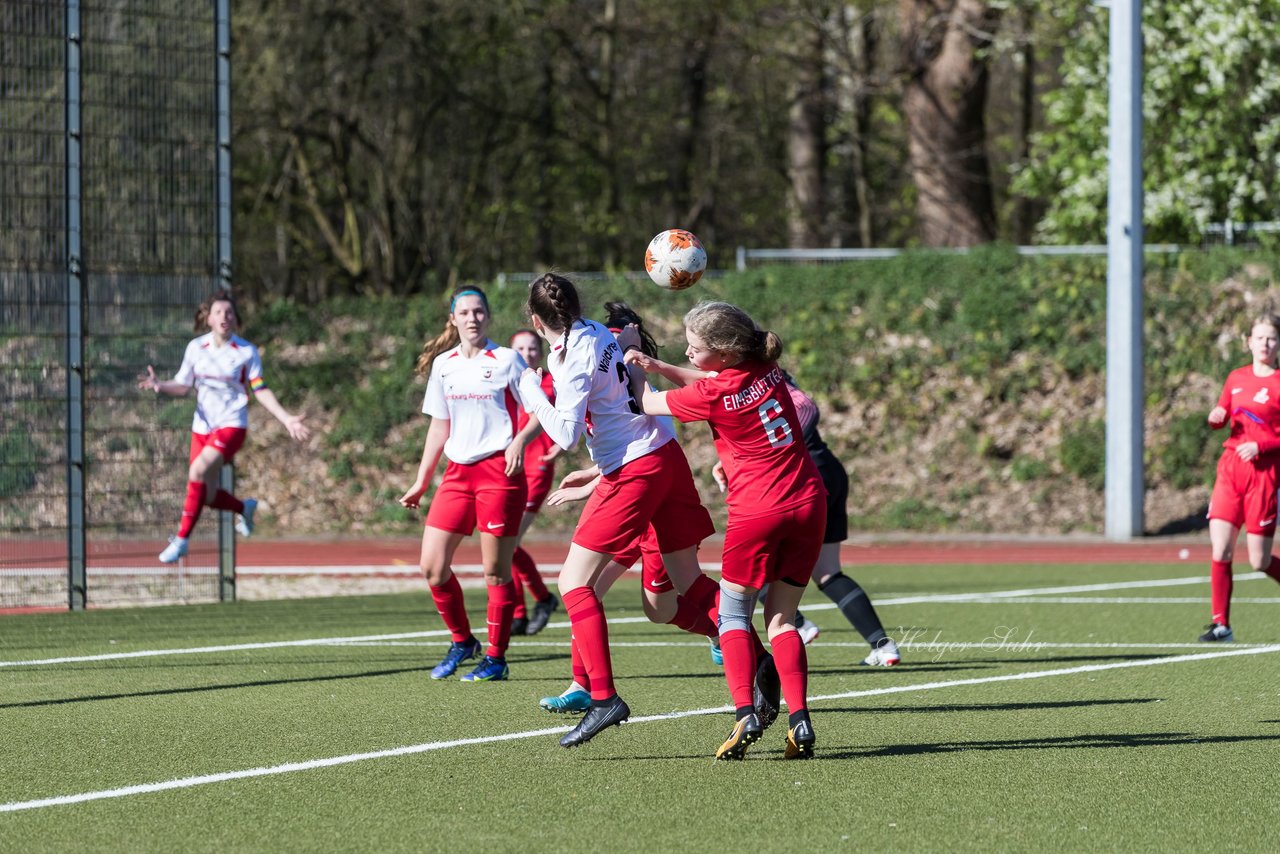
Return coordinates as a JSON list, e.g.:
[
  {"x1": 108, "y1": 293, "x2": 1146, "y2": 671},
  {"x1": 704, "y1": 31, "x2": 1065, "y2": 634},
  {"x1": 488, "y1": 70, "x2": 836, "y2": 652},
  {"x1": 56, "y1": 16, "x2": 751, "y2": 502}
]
[
  {"x1": 666, "y1": 361, "x2": 825, "y2": 518},
  {"x1": 1215, "y1": 365, "x2": 1280, "y2": 459}
]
